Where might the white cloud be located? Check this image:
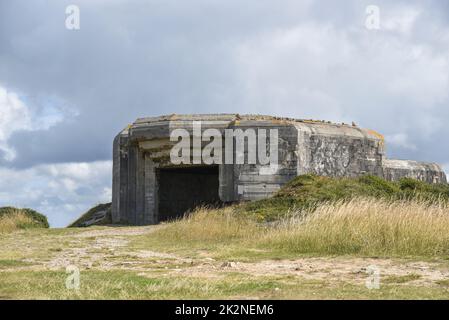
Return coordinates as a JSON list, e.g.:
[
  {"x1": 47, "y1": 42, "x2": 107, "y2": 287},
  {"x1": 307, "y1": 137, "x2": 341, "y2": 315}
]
[
  {"x1": 0, "y1": 87, "x2": 32, "y2": 160},
  {"x1": 385, "y1": 133, "x2": 417, "y2": 151},
  {"x1": 0, "y1": 160, "x2": 112, "y2": 227}
]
